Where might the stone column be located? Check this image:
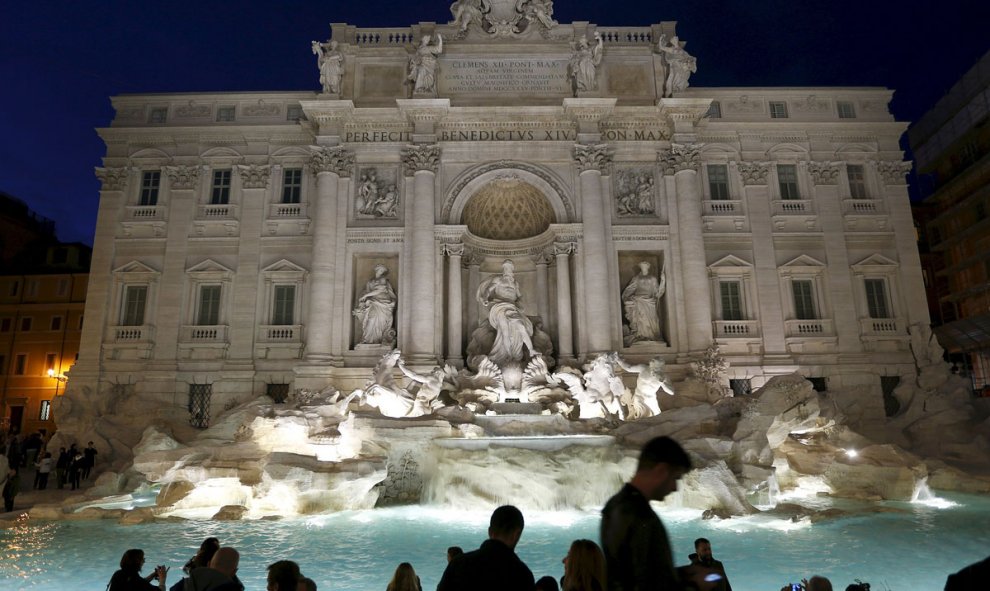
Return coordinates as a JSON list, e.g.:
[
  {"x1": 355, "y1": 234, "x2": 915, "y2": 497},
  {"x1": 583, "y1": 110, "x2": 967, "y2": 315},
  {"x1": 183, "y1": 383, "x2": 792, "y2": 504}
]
[
  {"x1": 554, "y1": 242, "x2": 576, "y2": 362},
  {"x1": 533, "y1": 249, "x2": 551, "y2": 324},
  {"x1": 466, "y1": 251, "x2": 481, "y2": 335},
  {"x1": 573, "y1": 144, "x2": 614, "y2": 354},
  {"x1": 305, "y1": 146, "x2": 354, "y2": 362},
  {"x1": 736, "y1": 161, "x2": 788, "y2": 359},
  {"x1": 443, "y1": 242, "x2": 464, "y2": 367},
  {"x1": 228, "y1": 165, "x2": 271, "y2": 362},
  {"x1": 660, "y1": 143, "x2": 712, "y2": 353},
  {"x1": 402, "y1": 144, "x2": 441, "y2": 361},
  {"x1": 877, "y1": 161, "x2": 930, "y2": 326}
]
